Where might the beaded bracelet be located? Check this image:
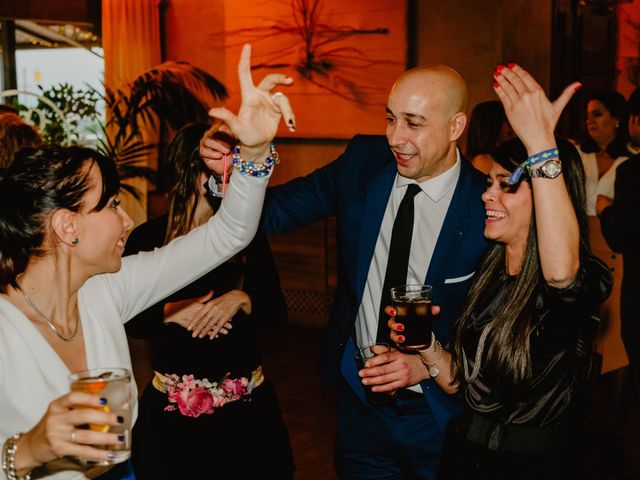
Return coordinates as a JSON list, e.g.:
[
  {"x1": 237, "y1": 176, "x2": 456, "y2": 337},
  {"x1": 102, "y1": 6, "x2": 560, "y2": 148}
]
[
  {"x1": 231, "y1": 143, "x2": 279, "y2": 177},
  {"x1": 506, "y1": 147, "x2": 559, "y2": 185},
  {"x1": 2, "y1": 433, "x2": 31, "y2": 480}
]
